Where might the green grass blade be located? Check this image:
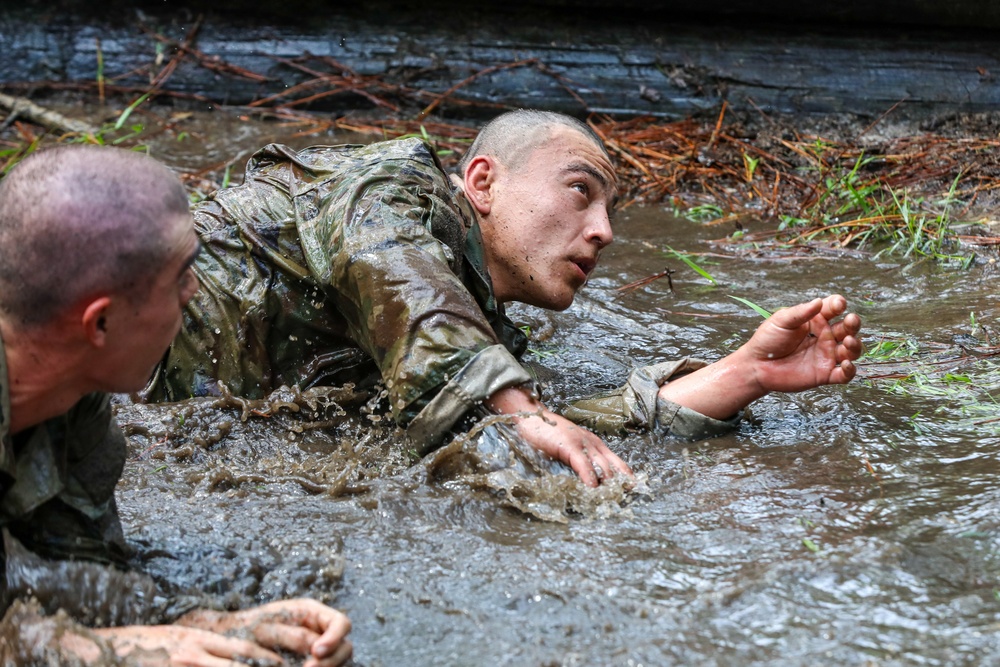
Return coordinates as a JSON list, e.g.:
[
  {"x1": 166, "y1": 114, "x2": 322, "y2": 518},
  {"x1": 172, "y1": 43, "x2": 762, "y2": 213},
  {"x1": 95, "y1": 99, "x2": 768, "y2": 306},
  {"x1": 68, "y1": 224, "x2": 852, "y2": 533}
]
[
  {"x1": 113, "y1": 93, "x2": 150, "y2": 131},
  {"x1": 728, "y1": 295, "x2": 772, "y2": 319},
  {"x1": 664, "y1": 246, "x2": 717, "y2": 284}
]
